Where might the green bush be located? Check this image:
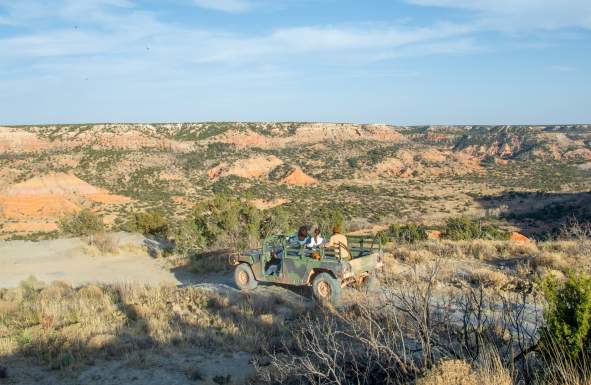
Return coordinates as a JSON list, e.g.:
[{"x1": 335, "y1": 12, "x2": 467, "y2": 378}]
[
  {"x1": 442, "y1": 217, "x2": 509, "y2": 241},
  {"x1": 173, "y1": 218, "x2": 205, "y2": 257},
  {"x1": 59, "y1": 209, "x2": 104, "y2": 237},
  {"x1": 185, "y1": 195, "x2": 261, "y2": 252},
  {"x1": 384, "y1": 223, "x2": 428, "y2": 243},
  {"x1": 541, "y1": 272, "x2": 591, "y2": 361},
  {"x1": 311, "y1": 207, "x2": 347, "y2": 235},
  {"x1": 128, "y1": 211, "x2": 169, "y2": 237},
  {"x1": 172, "y1": 195, "x2": 297, "y2": 256},
  {"x1": 259, "y1": 206, "x2": 291, "y2": 239}
]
